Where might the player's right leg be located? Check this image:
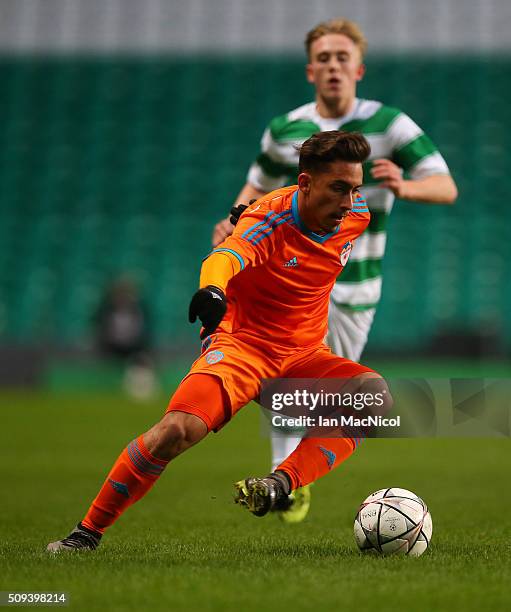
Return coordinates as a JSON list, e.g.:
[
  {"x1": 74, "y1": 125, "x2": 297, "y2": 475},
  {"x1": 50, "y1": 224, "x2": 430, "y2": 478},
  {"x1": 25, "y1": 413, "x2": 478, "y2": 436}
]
[
  {"x1": 46, "y1": 373, "x2": 222, "y2": 552},
  {"x1": 47, "y1": 333, "x2": 277, "y2": 552}
]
